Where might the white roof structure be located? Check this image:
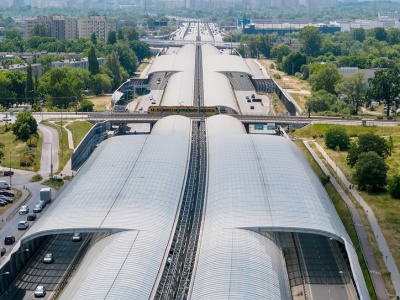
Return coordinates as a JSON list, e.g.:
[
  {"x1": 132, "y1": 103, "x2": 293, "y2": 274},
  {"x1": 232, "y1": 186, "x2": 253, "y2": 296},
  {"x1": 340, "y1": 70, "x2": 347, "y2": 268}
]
[
  {"x1": 189, "y1": 115, "x2": 369, "y2": 300},
  {"x1": 21, "y1": 116, "x2": 192, "y2": 300},
  {"x1": 148, "y1": 44, "x2": 195, "y2": 75}
]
